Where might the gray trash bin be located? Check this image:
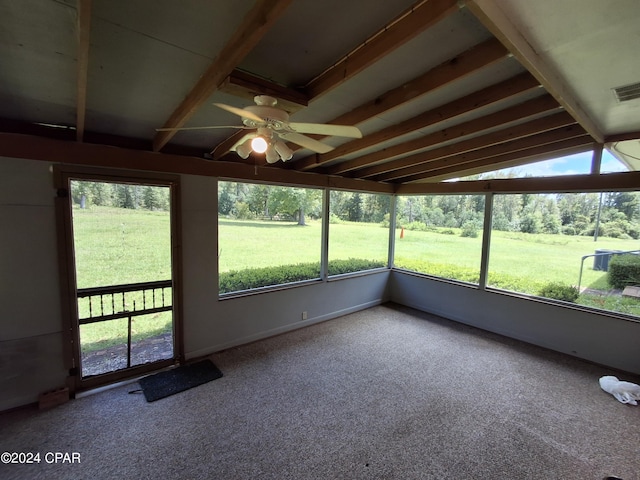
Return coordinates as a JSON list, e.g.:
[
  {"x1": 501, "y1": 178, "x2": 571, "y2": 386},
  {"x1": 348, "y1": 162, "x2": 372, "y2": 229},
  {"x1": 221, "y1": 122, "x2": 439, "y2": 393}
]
[{"x1": 594, "y1": 250, "x2": 620, "y2": 271}]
